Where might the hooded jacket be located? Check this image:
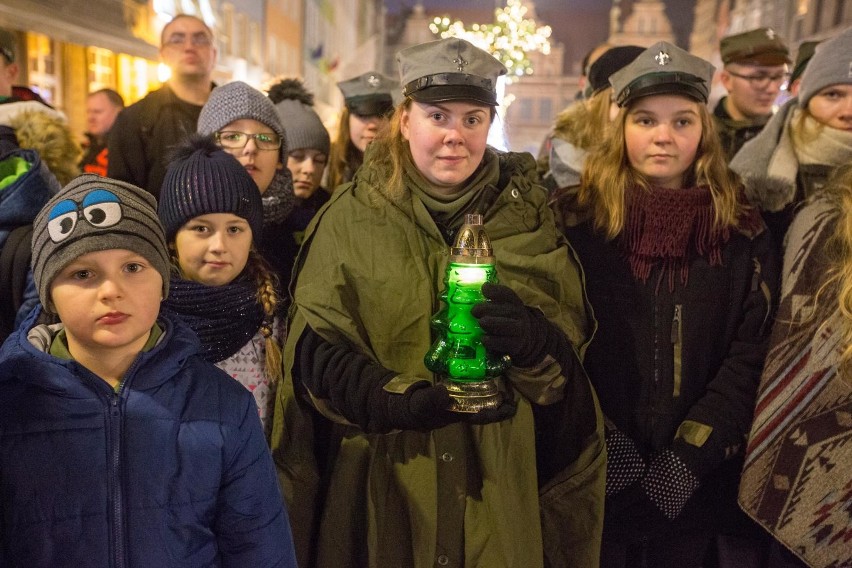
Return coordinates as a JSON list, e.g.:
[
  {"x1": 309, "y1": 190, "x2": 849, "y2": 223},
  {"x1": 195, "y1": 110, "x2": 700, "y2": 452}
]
[
  {"x1": 0, "y1": 309, "x2": 297, "y2": 568},
  {"x1": 271, "y1": 148, "x2": 606, "y2": 568}
]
